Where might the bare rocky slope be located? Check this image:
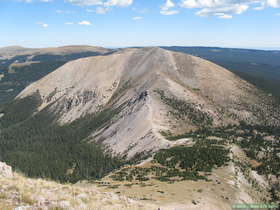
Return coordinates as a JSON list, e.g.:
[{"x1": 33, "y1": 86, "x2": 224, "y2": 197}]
[{"x1": 17, "y1": 47, "x2": 280, "y2": 157}]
